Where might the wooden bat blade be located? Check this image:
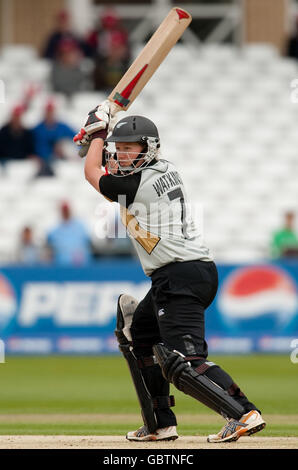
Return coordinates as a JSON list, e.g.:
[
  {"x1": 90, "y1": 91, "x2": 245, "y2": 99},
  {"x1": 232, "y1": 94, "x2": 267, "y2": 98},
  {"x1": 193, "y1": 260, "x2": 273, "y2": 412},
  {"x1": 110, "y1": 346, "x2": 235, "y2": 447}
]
[{"x1": 108, "y1": 7, "x2": 192, "y2": 113}]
